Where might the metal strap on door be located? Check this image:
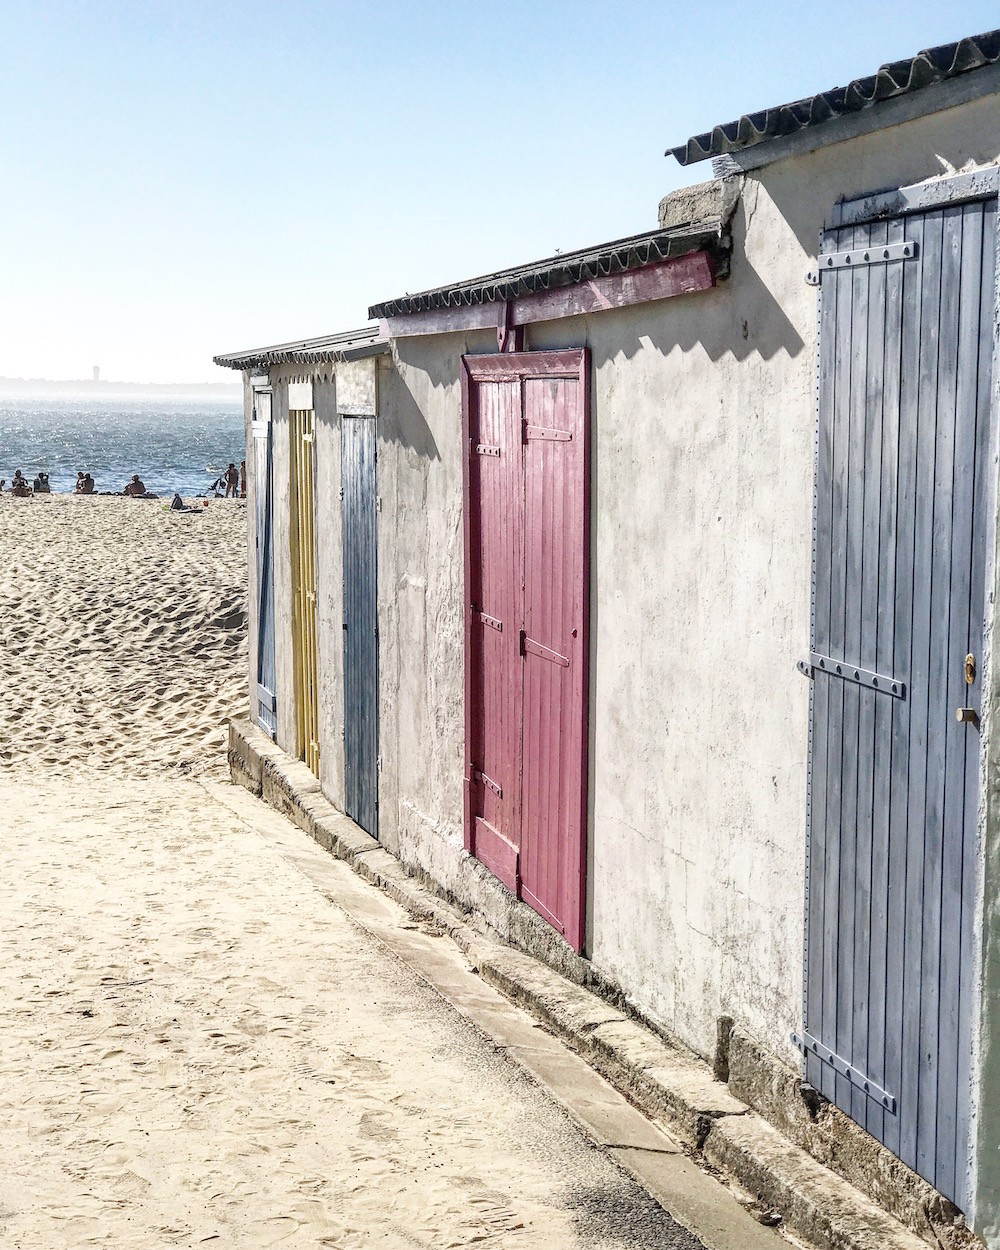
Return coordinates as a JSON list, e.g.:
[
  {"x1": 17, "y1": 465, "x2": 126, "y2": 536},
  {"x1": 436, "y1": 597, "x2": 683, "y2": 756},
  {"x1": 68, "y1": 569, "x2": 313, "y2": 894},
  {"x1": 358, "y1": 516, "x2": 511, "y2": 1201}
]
[{"x1": 806, "y1": 240, "x2": 919, "y2": 285}]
